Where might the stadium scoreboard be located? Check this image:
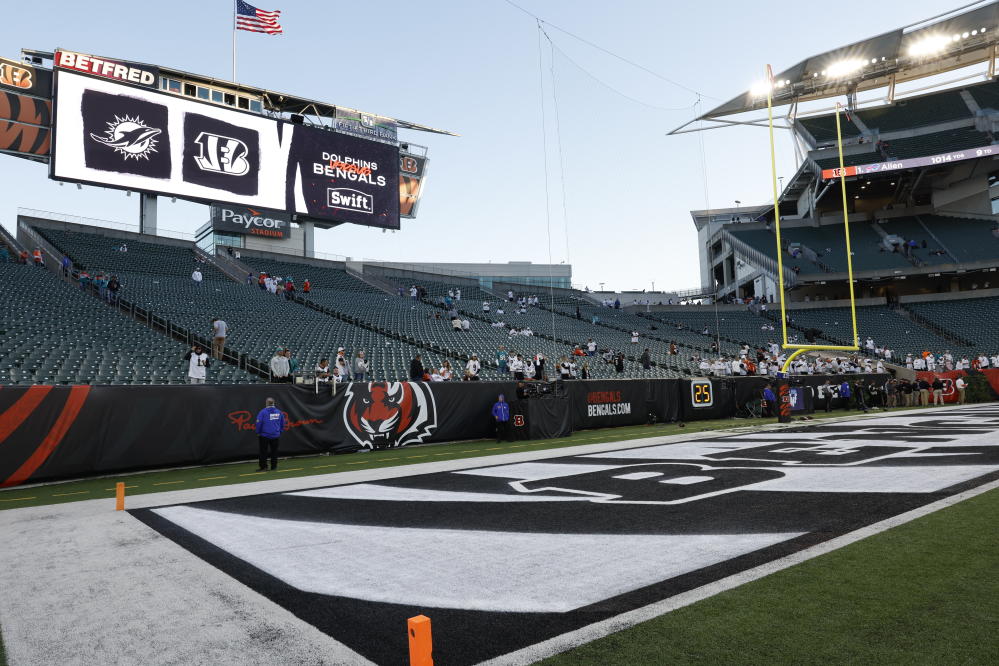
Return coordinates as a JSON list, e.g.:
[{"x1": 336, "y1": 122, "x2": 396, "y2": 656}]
[{"x1": 48, "y1": 49, "x2": 406, "y2": 230}]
